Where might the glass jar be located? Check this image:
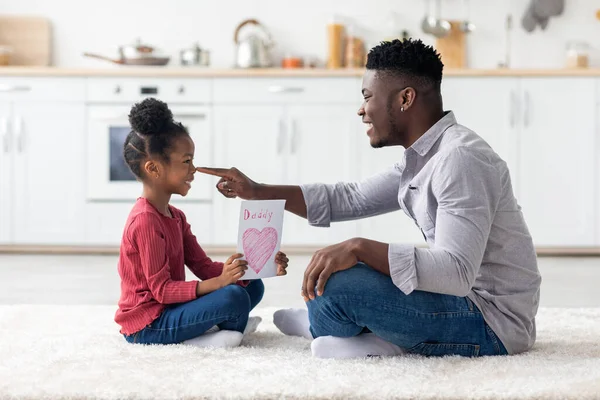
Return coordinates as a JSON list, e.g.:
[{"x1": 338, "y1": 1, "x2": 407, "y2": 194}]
[{"x1": 566, "y1": 41, "x2": 589, "y2": 68}]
